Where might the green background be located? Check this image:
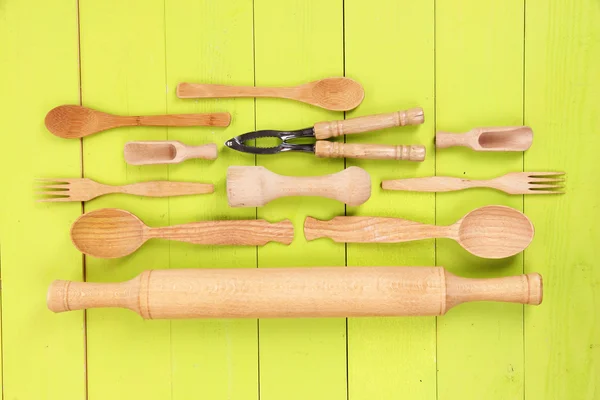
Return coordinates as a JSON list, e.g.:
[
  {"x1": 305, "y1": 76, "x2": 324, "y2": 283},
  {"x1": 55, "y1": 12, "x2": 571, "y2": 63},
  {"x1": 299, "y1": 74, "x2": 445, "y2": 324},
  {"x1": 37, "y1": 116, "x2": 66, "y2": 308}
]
[{"x1": 1, "y1": 0, "x2": 598, "y2": 399}]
